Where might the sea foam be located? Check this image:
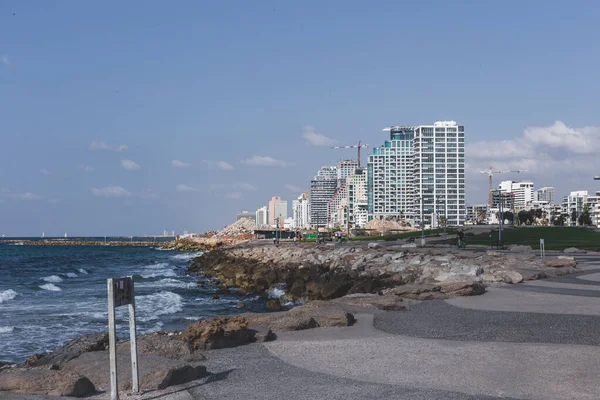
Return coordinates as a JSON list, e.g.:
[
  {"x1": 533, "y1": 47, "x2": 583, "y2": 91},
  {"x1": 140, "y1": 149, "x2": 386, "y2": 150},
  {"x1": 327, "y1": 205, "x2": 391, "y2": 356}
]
[
  {"x1": 65, "y1": 272, "x2": 77, "y2": 278},
  {"x1": 0, "y1": 289, "x2": 18, "y2": 304},
  {"x1": 0, "y1": 326, "x2": 14, "y2": 333},
  {"x1": 136, "y1": 291, "x2": 183, "y2": 322},
  {"x1": 39, "y1": 284, "x2": 61, "y2": 291},
  {"x1": 42, "y1": 275, "x2": 63, "y2": 283}
]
